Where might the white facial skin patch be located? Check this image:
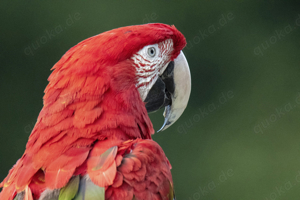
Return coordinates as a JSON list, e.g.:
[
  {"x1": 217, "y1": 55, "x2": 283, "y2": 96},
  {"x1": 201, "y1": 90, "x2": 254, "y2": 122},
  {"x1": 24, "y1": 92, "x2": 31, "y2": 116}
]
[{"x1": 131, "y1": 39, "x2": 174, "y2": 101}]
